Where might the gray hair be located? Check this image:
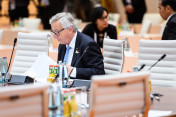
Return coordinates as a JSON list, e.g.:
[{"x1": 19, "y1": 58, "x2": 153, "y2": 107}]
[{"x1": 49, "y1": 12, "x2": 78, "y2": 32}]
